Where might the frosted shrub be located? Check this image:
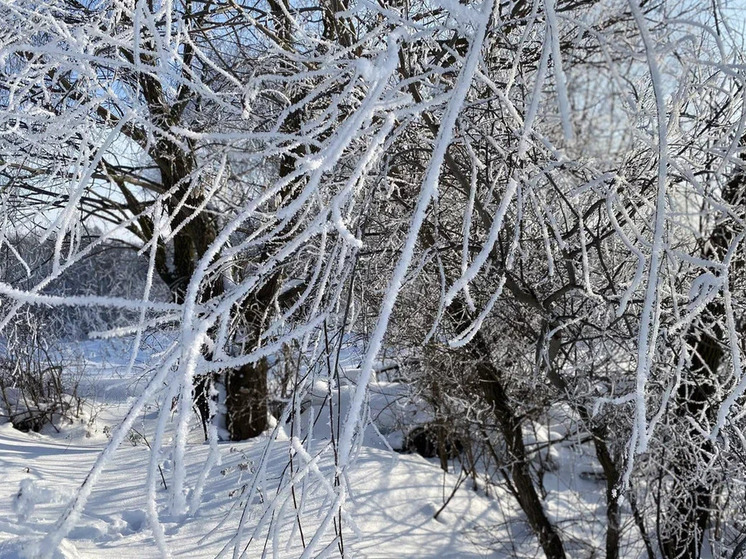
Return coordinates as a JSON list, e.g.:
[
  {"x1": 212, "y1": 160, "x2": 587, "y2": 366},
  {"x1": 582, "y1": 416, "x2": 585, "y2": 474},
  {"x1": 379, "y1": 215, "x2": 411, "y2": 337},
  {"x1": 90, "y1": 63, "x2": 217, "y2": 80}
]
[{"x1": 0, "y1": 309, "x2": 81, "y2": 432}]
